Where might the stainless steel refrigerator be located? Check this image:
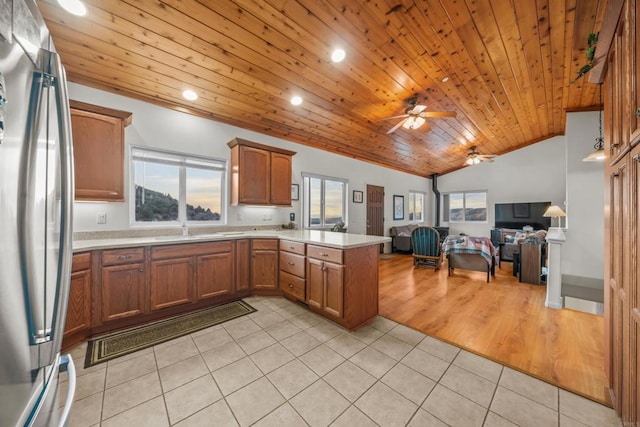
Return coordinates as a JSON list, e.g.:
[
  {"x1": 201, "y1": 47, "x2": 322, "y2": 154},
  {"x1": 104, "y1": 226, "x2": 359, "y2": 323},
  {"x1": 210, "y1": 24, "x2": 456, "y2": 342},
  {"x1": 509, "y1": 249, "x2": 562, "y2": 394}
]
[{"x1": 0, "y1": 0, "x2": 76, "y2": 426}]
